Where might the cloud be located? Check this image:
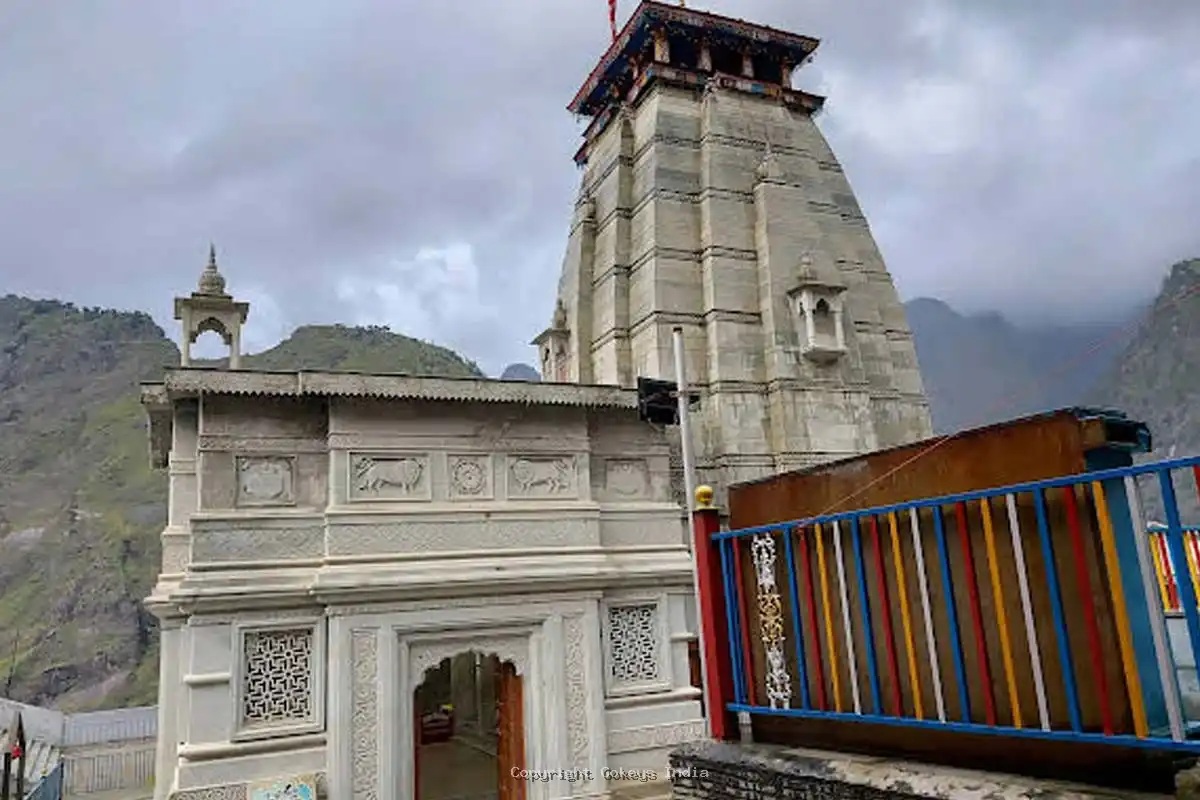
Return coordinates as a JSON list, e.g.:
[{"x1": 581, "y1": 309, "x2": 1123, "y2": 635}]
[
  {"x1": 335, "y1": 242, "x2": 501, "y2": 361},
  {"x1": 1, "y1": 0, "x2": 1197, "y2": 375}
]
